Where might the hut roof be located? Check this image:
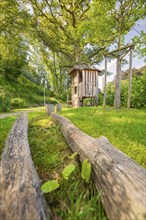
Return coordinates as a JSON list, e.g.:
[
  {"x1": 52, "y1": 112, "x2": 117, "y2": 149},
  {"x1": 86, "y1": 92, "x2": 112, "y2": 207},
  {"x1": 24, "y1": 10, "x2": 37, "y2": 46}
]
[{"x1": 69, "y1": 64, "x2": 101, "y2": 74}]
